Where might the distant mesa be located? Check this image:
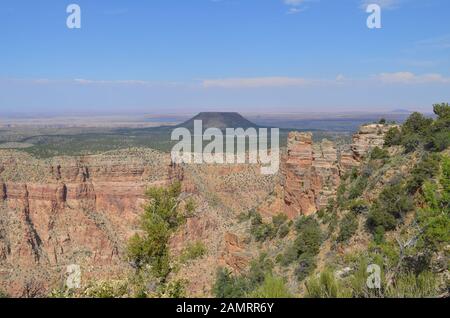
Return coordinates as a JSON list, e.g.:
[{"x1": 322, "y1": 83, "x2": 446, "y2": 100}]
[{"x1": 176, "y1": 112, "x2": 259, "y2": 130}]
